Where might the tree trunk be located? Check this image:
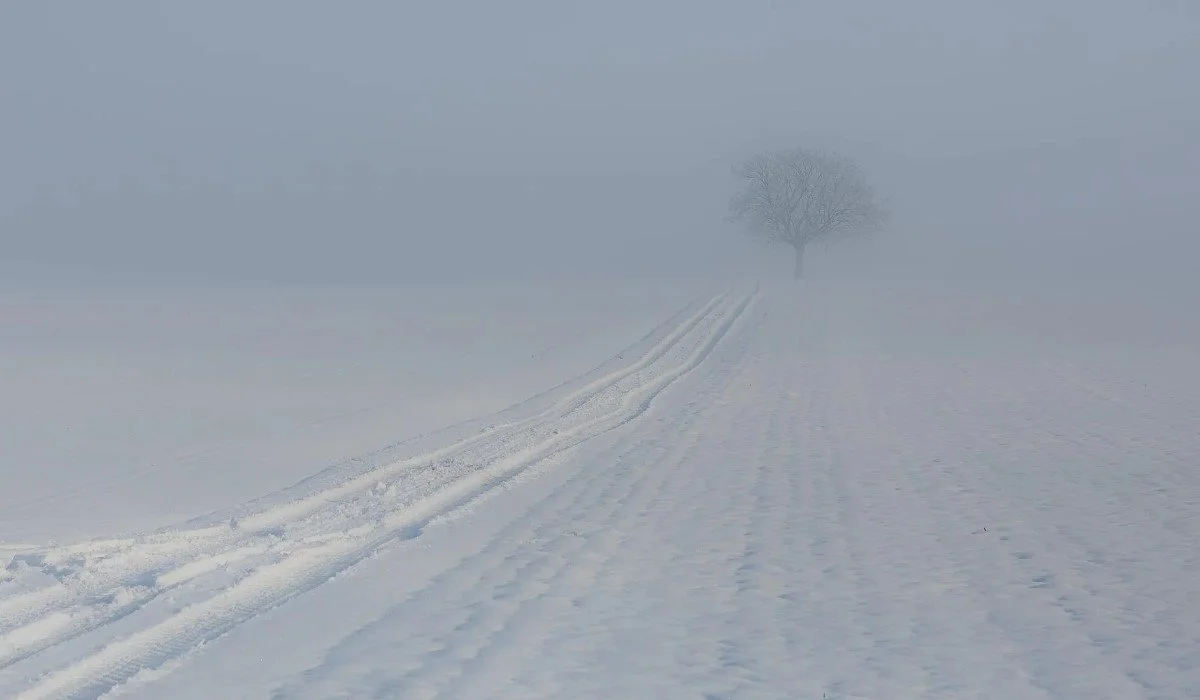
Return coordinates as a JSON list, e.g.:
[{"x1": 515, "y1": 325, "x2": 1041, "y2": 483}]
[{"x1": 792, "y1": 242, "x2": 806, "y2": 279}]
